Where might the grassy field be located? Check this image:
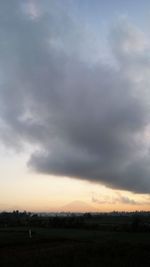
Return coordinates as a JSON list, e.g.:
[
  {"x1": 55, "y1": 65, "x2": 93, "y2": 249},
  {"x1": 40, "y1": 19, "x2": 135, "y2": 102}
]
[{"x1": 0, "y1": 227, "x2": 150, "y2": 267}]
